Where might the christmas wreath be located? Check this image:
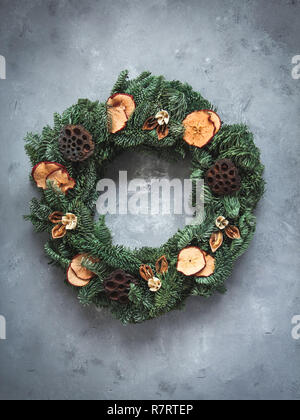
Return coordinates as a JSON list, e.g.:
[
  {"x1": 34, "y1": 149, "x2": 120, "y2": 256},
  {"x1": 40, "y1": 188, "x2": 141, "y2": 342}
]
[{"x1": 25, "y1": 71, "x2": 264, "y2": 324}]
